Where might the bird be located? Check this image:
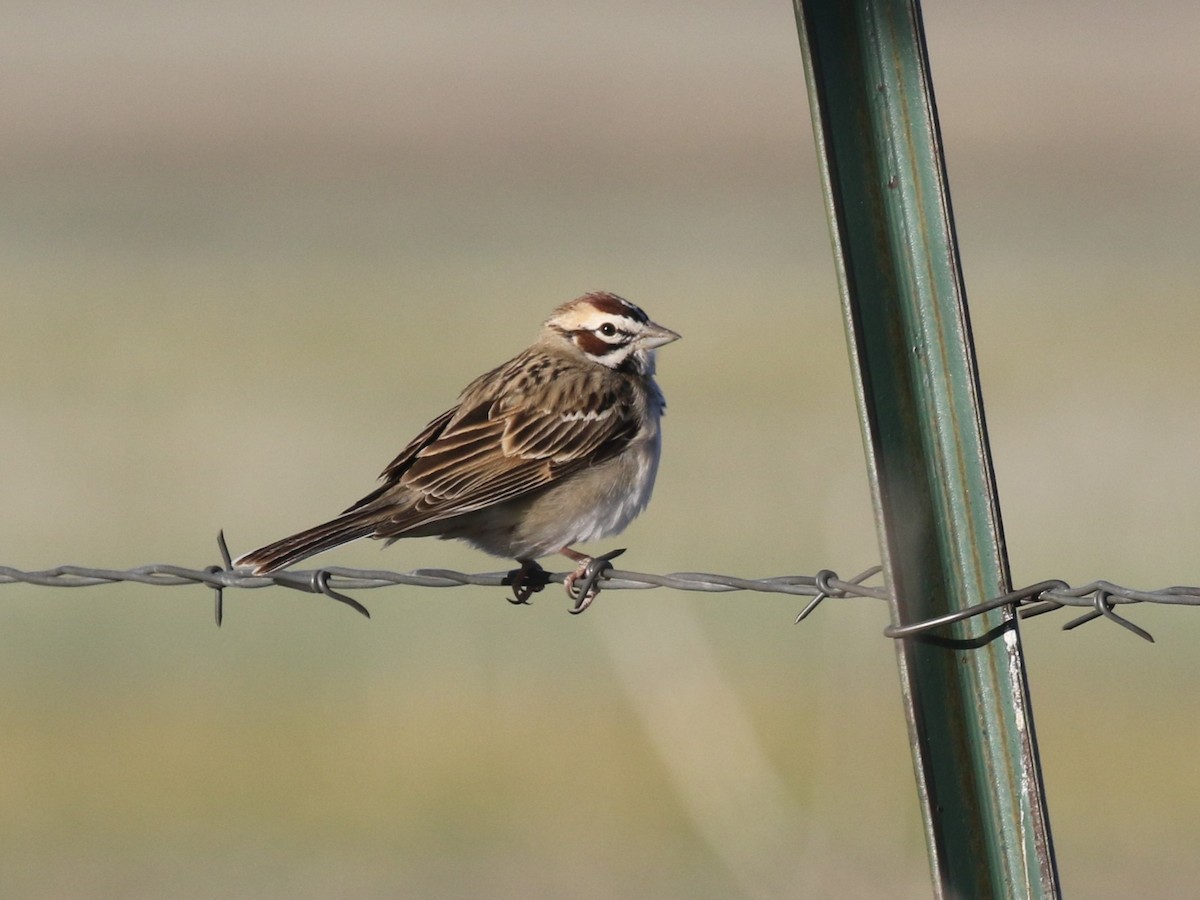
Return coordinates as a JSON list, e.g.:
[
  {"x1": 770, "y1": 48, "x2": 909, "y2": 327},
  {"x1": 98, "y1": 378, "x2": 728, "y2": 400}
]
[{"x1": 234, "y1": 291, "x2": 679, "y2": 610}]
